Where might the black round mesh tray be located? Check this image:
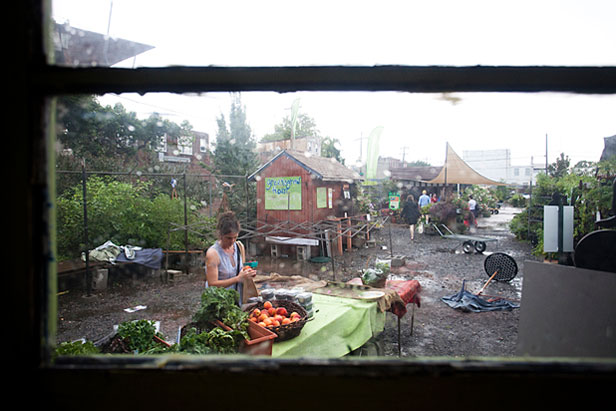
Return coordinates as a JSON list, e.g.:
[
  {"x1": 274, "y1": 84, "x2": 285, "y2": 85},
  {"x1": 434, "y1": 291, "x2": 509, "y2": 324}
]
[{"x1": 483, "y1": 252, "x2": 518, "y2": 282}]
